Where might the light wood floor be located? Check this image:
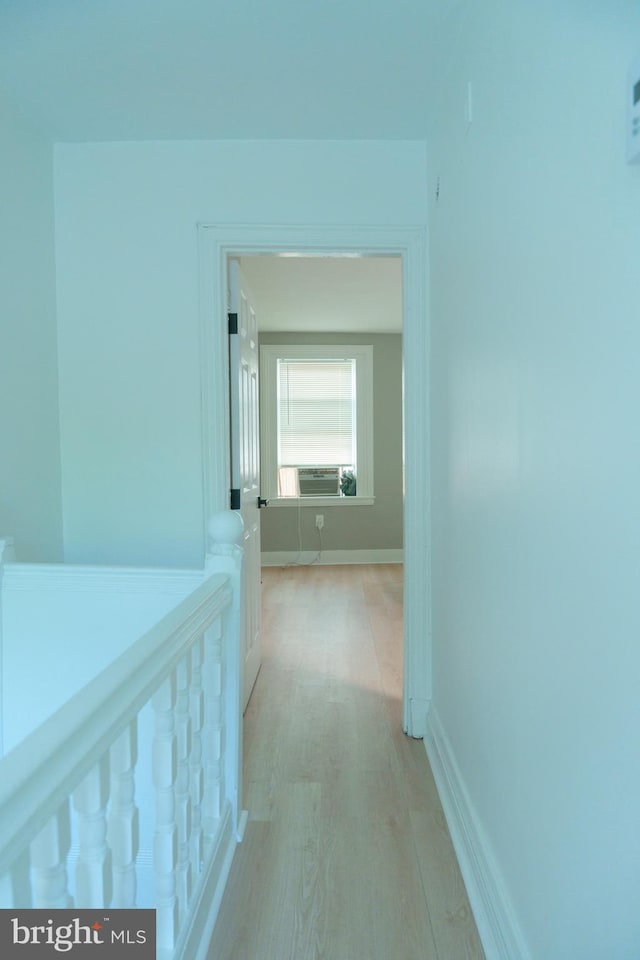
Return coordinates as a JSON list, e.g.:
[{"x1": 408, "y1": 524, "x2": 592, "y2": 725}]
[{"x1": 207, "y1": 564, "x2": 485, "y2": 960}]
